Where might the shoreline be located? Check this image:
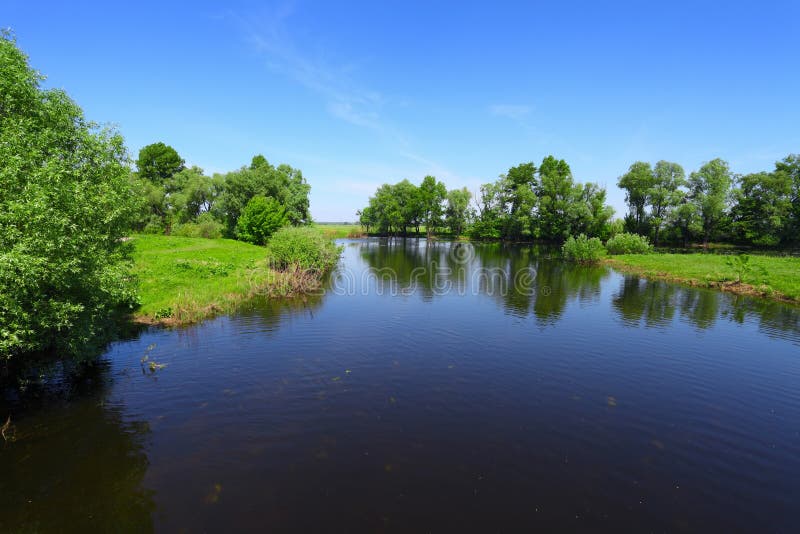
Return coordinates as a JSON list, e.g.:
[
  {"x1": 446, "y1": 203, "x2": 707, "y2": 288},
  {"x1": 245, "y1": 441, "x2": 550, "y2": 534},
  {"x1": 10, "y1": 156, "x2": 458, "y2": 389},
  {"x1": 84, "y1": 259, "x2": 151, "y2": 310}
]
[{"x1": 604, "y1": 257, "x2": 799, "y2": 306}]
